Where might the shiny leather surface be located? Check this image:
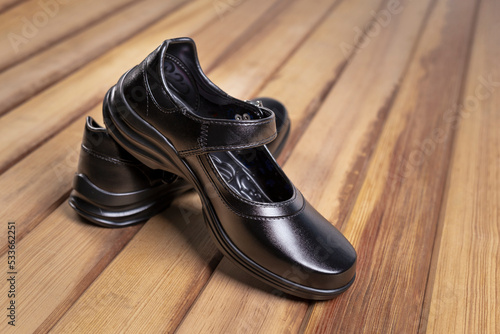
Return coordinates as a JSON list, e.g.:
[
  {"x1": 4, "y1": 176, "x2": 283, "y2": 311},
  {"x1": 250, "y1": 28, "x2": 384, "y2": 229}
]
[
  {"x1": 104, "y1": 37, "x2": 356, "y2": 299},
  {"x1": 78, "y1": 117, "x2": 166, "y2": 193},
  {"x1": 70, "y1": 98, "x2": 290, "y2": 226},
  {"x1": 121, "y1": 61, "x2": 277, "y2": 156}
]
